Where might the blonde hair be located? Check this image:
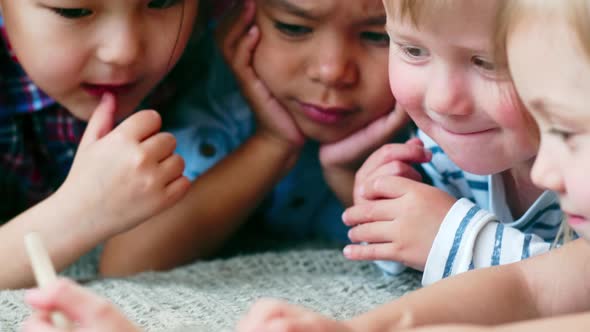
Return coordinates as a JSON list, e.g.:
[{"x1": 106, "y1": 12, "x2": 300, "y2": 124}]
[
  {"x1": 383, "y1": 0, "x2": 456, "y2": 27},
  {"x1": 496, "y1": 0, "x2": 590, "y2": 69},
  {"x1": 496, "y1": 0, "x2": 590, "y2": 245}
]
